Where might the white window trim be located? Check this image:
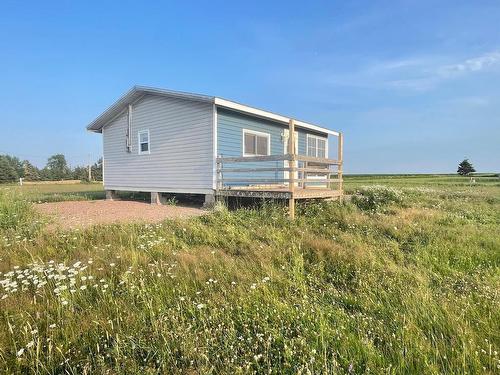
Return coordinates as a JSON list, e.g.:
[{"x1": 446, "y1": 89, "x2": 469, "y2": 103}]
[
  {"x1": 242, "y1": 129, "x2": 271, "y2": 157},
  {"x1": 306, "y1": 134, "x2": 328, "y2": 158},
  {"x1": 138, "y1": 129, "x2": 150, "y2": 155}
]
